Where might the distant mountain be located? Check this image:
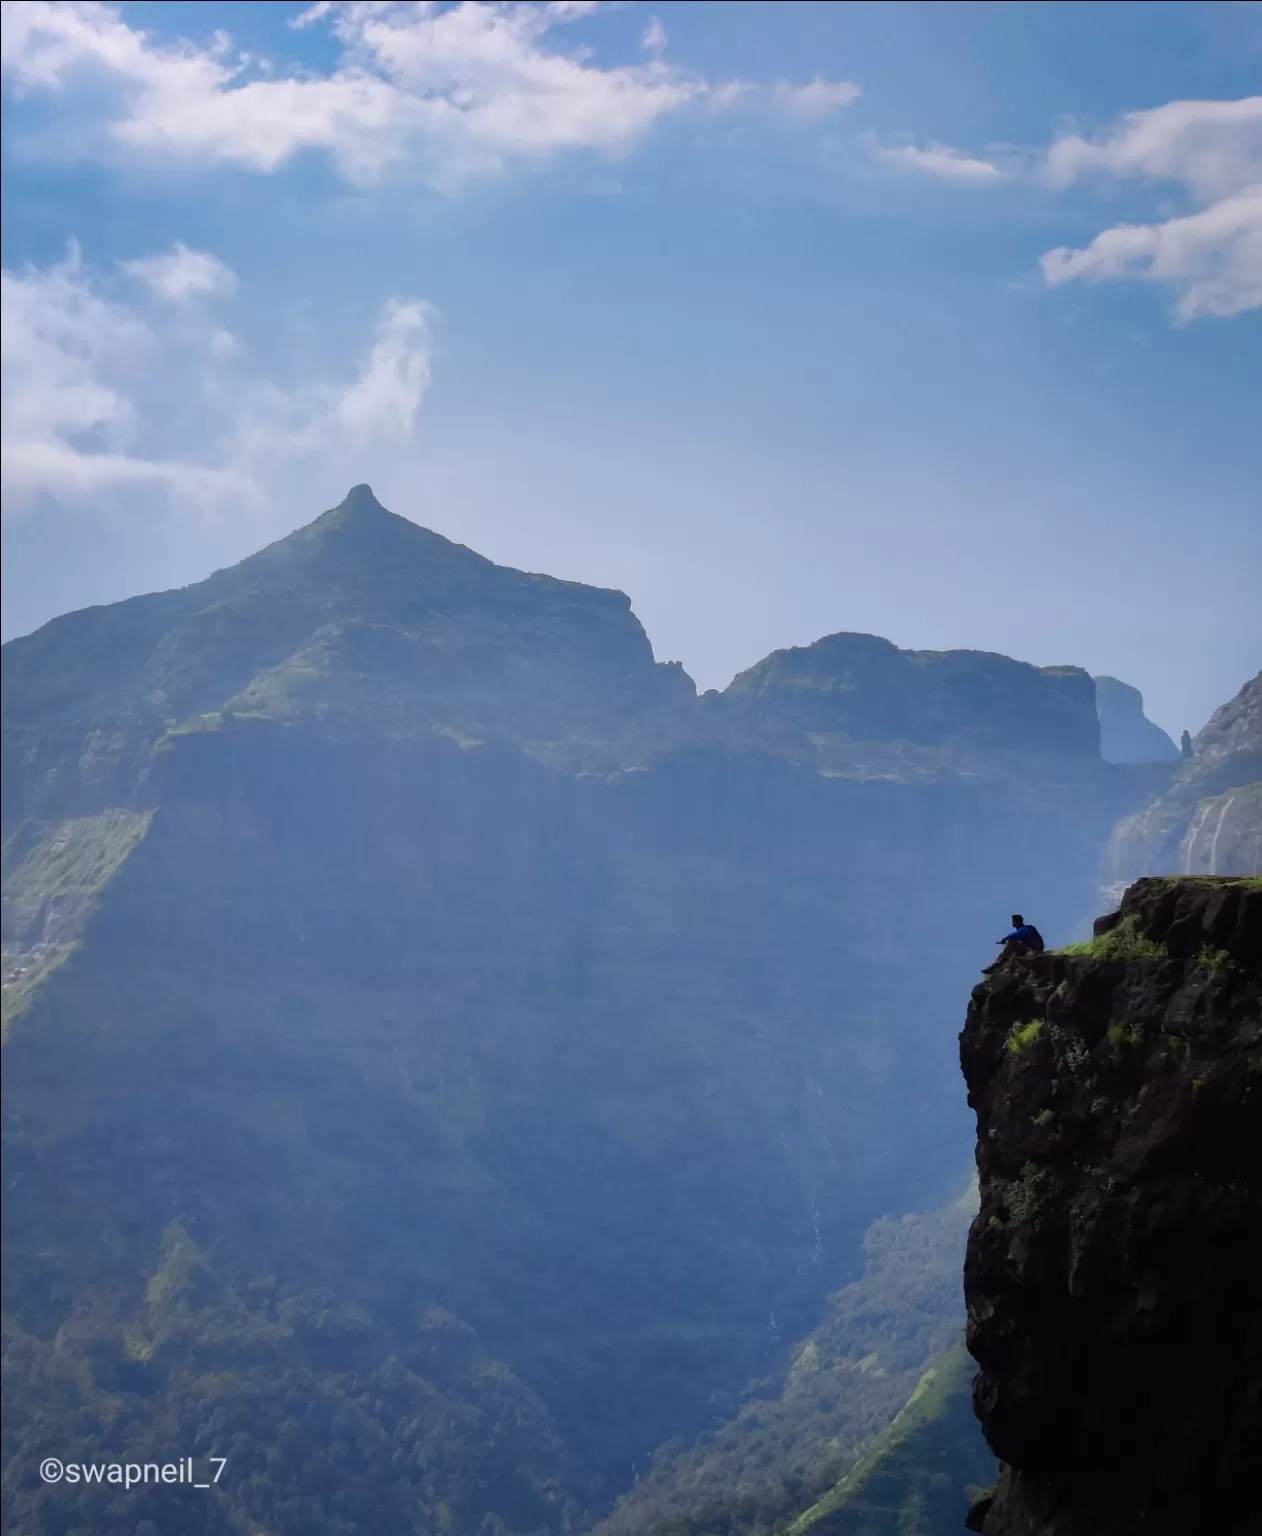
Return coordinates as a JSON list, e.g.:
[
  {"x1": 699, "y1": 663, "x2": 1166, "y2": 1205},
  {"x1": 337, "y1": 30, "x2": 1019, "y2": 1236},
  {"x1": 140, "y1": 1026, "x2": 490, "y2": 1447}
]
[
  {"x1": 1194, "y1": 669, "x2": 1262, "y2": 762},
  {"x1": 1100, "y1": 672, "x2": 1262, "y2": 903},
  {"x1": 0, "y1": 488, "x2": 1190, "y2": 1535},
  {"x1": 1093, "y1": 676, "x2": 1179, "y2": 764},
  {"x1": 1, "y1": 484, "x2": 695, "y2": 824},
  {"x1": 717, "y1": 632, "x2": 1099, "y2": 757}
]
